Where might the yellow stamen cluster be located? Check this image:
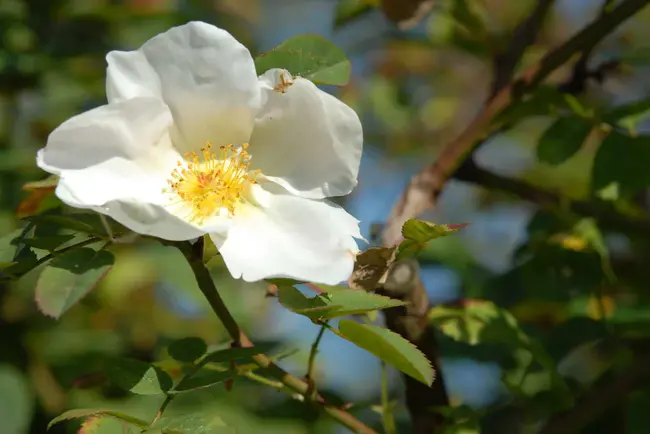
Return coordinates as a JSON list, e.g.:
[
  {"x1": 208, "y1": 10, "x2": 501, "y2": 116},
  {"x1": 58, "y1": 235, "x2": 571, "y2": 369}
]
[{"x1": 165, "y1": 142, "x2": 259, "y2": 223}]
